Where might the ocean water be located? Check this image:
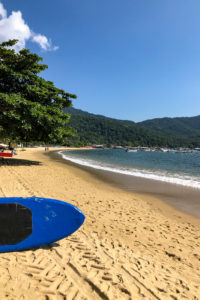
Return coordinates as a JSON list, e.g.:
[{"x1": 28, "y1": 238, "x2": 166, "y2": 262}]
[{"x1": 59, "y1": 149, "x2": 200, "y2": 189}]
